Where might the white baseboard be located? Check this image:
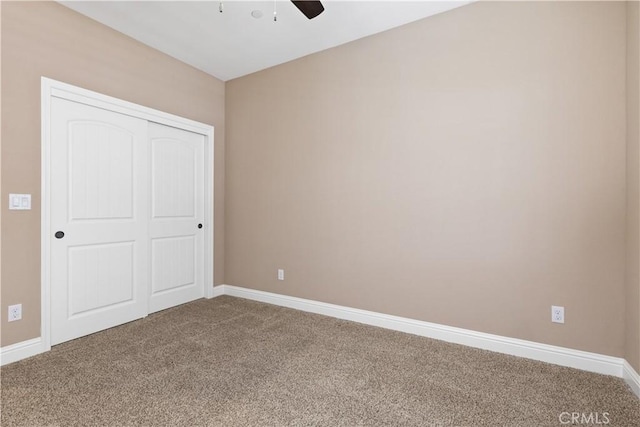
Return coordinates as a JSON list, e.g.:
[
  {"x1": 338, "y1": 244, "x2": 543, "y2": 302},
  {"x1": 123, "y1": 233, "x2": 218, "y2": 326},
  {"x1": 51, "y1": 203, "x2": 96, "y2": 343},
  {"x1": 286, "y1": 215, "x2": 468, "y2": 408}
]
[
  {"x1": 623, "y1": 360, "x2": 640, "y2": 398},
  {"x1": 3, "y1": 286, "x2": 638, "y2": 400},
  {"x1": 211, "y1": 284, "x2": 226, "y2": 298},
  {"x1": 0, "y1": 338, "x2": 44, "y2": 366},
  {"x1": 214, "y1": 284, "x2": 635, "y2": 394}
]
